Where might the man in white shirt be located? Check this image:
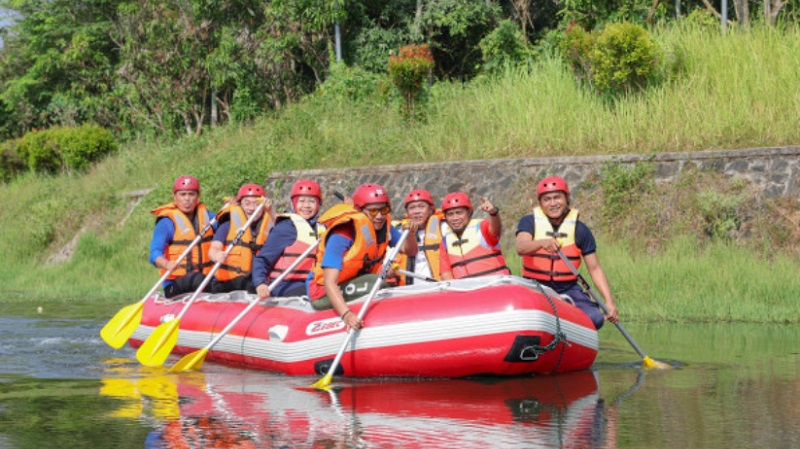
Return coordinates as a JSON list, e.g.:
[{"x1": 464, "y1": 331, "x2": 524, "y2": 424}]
[{"x1": 394, "y1": 189, "x2": 444, "y2": 284}]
